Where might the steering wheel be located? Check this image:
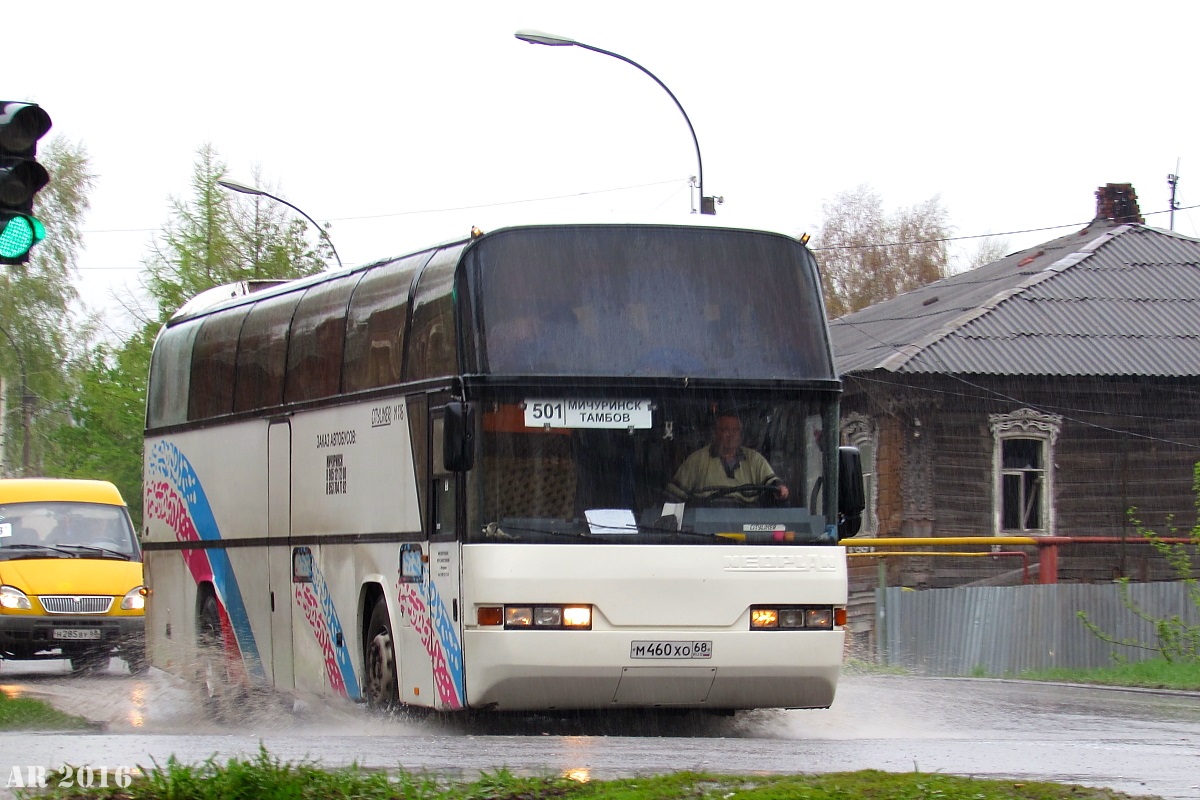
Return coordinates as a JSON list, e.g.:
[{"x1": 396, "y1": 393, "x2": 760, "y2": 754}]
[{"x1": 689, "y1": 483, "x2": 787, "y2": 507}]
